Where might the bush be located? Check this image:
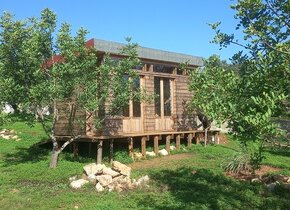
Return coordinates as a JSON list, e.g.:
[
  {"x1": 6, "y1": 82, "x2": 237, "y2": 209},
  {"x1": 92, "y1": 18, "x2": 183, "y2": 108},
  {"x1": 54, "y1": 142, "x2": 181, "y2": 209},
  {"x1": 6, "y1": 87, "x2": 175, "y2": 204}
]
[
  {"x1": 114, "y1": 150, "x2": 133, "y2": 164},
  {"x1": 222, "y1": 152, "x2": 252, "y2": 174}
]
